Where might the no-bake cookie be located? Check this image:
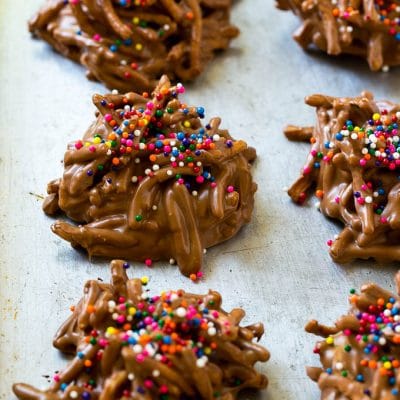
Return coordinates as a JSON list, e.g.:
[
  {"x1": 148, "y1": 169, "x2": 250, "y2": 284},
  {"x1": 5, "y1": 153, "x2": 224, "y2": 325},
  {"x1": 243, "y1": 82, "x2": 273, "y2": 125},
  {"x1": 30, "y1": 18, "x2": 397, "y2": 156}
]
[
  {"x1": 306, "y1": 272, "x2": 400, "y2": 399},
  {"x1": 285, "y1": 91, "x2": 400, "y2": 263},
  {"x1": 44, "y1": 76, "x2": 257, "y2": 277},
  {"x1": 13, "y1": 260, "x2": 270, "y2": 400},
  {"x1": 276, "y1": 0, "x2": 400, "y2": 71},
  {"x1": 29, "y1": 0, "x2": 239, "y2": 92}
]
